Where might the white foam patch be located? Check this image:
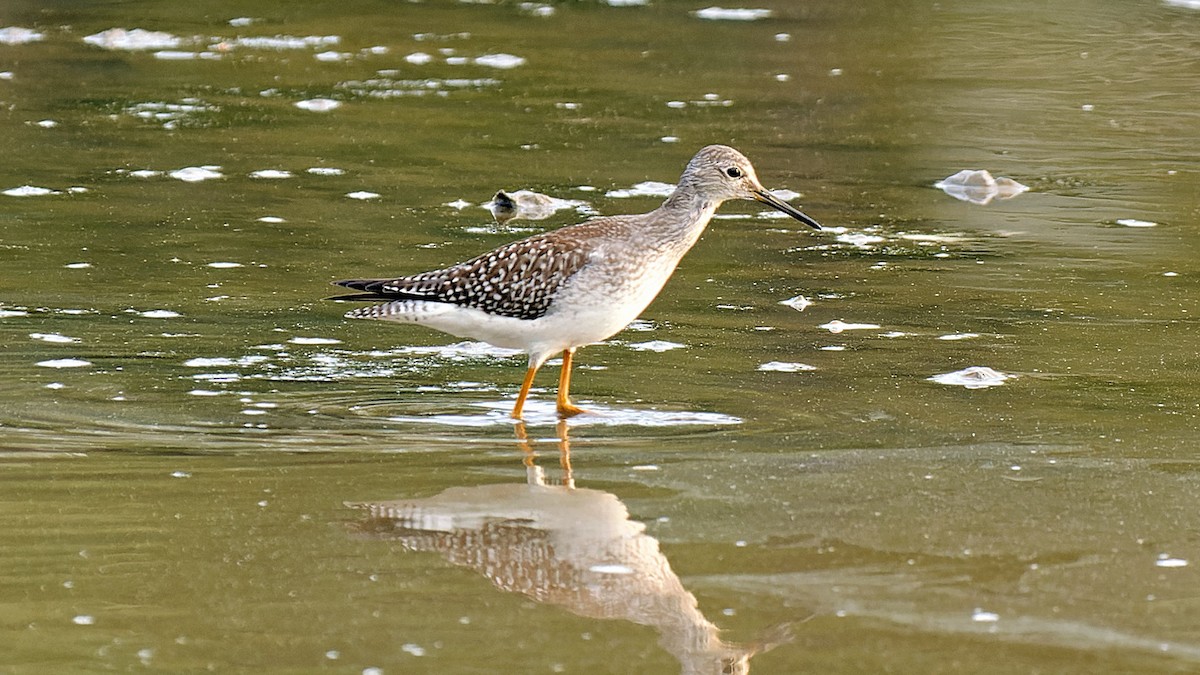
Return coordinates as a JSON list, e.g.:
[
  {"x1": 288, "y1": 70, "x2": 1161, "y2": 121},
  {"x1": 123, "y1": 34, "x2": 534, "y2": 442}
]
[
  {"x1": 307, "y1": 167, "x2": 344, "y2": 176},
  {"x1": 0, "y1": 27, "x2": 45, "y2": 45},
  {"x1": 336, "y1": 74, "x2": 501, "y2": 99},
  {"x1": 190, "y1": 372, "x2": 242, "y2": 382},
  {"x1": 261, "y1": 352, "x2": 402, "y2": 382},
  {"x1": 779, "y1": 295, "x2": 812, "y2": 312},
  {"x1": 935, "y1": 169, "x2": 1028, "y2": 205},
  {"x1": 169, "y1": 167, "x2": 223, "y2": 182},
  {"x1": 758, "y1": 361, "x2": 816, "y2": 372},
  {"x1": 137, "y1": 309, "x2": 181, "y2": 318},
  {"x1": 83, "y1": 28, "x2": 182, "y2": 50},
  {"x1": 473, "y1": 53, "x2": 526, "y2": 69},
  {"x1": 219, "y1": 35, "x2": 339, "y2": 50},
  {"x1": 314, "y1": 50, "x2": 351, "y2": 62},
  {"x1": 521, "y1": 3, "x2": 555, "y2": 16},
  {"x1": 928, "y1": 366, "x2": 1011, "y2": 389},
  {"x1": 395, "y1": 341, "x2": 521, "y2": 360},
  {"x1": 295, "y1": 98, "x2": 341, "y2": 112},
  {"x1": 184, "y1": 355, "x2": 269, "y2": 367},
  {"x1": 626, "y1": 340, "x2": 686, "y2": 352},
  {"x1": 900, "y1": 233, "x2": 967, "y2": 244},
  {"x1": 4, "y1": 185, "x2": 59, "y2": 197},
  {"x1": 937, "y1": 333, "x2": 979, "y2": 341},
  {"x1": 605, "y1": 181, "x2": 676, "y2": 198},
  {"x1": 154, "y1": 50, "x2": 221, "y2": 61},
  {"x1": 249, "y1": 169, "x2": 293, "y2": 179},
  {"x1": 820, "y1": 320, "x2": 881, "y2": 333},
  {"x1": 36, "y1": 358, "x2": 92, "y2": 368},
  {"x1": 30, "y1": 333, "x2": 79, "y2": 344},
  {"x1": 123, "y1": 100, "x2": 219, "y2": 129},
  {"x1": 0, "y1": 309, "x2": 29, "y2": 317},
  {"x1": 692, "y1": 7, "x2": 773, "y2": 20},
  {"x1": 837, "y1": 233, "x2": 886, "y2": 249}
]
